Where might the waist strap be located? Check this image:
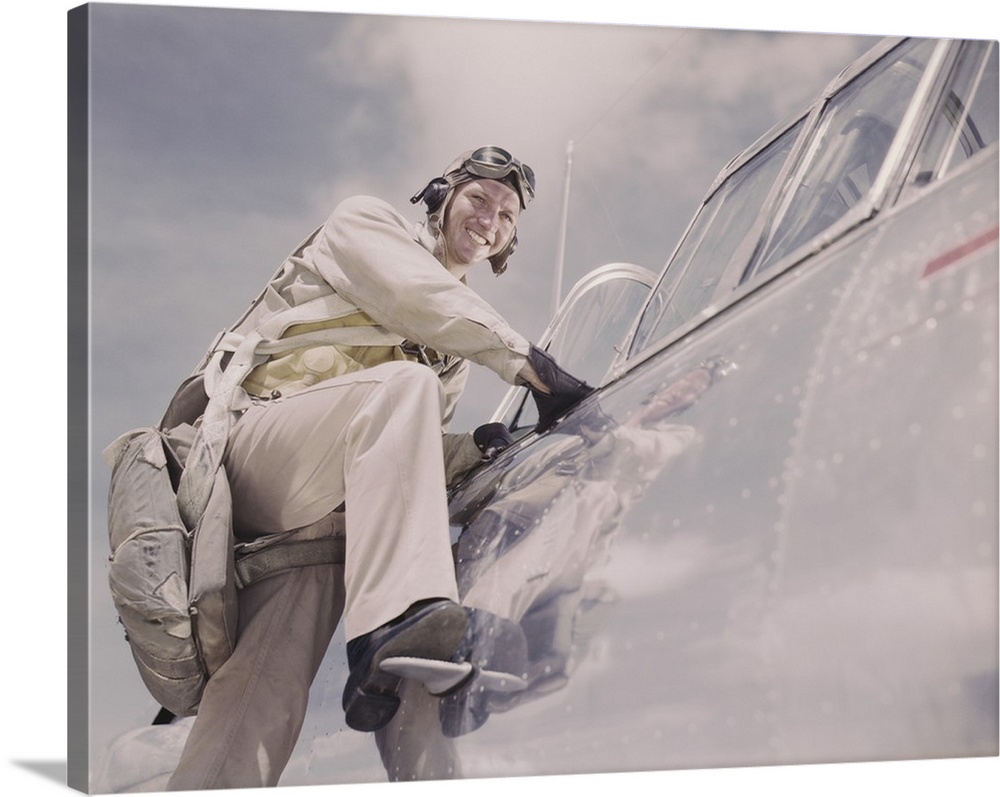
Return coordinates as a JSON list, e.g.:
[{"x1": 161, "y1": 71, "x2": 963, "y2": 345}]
[{"x1": 234, "y1": 536, "x2": 346, "y2": 589}]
